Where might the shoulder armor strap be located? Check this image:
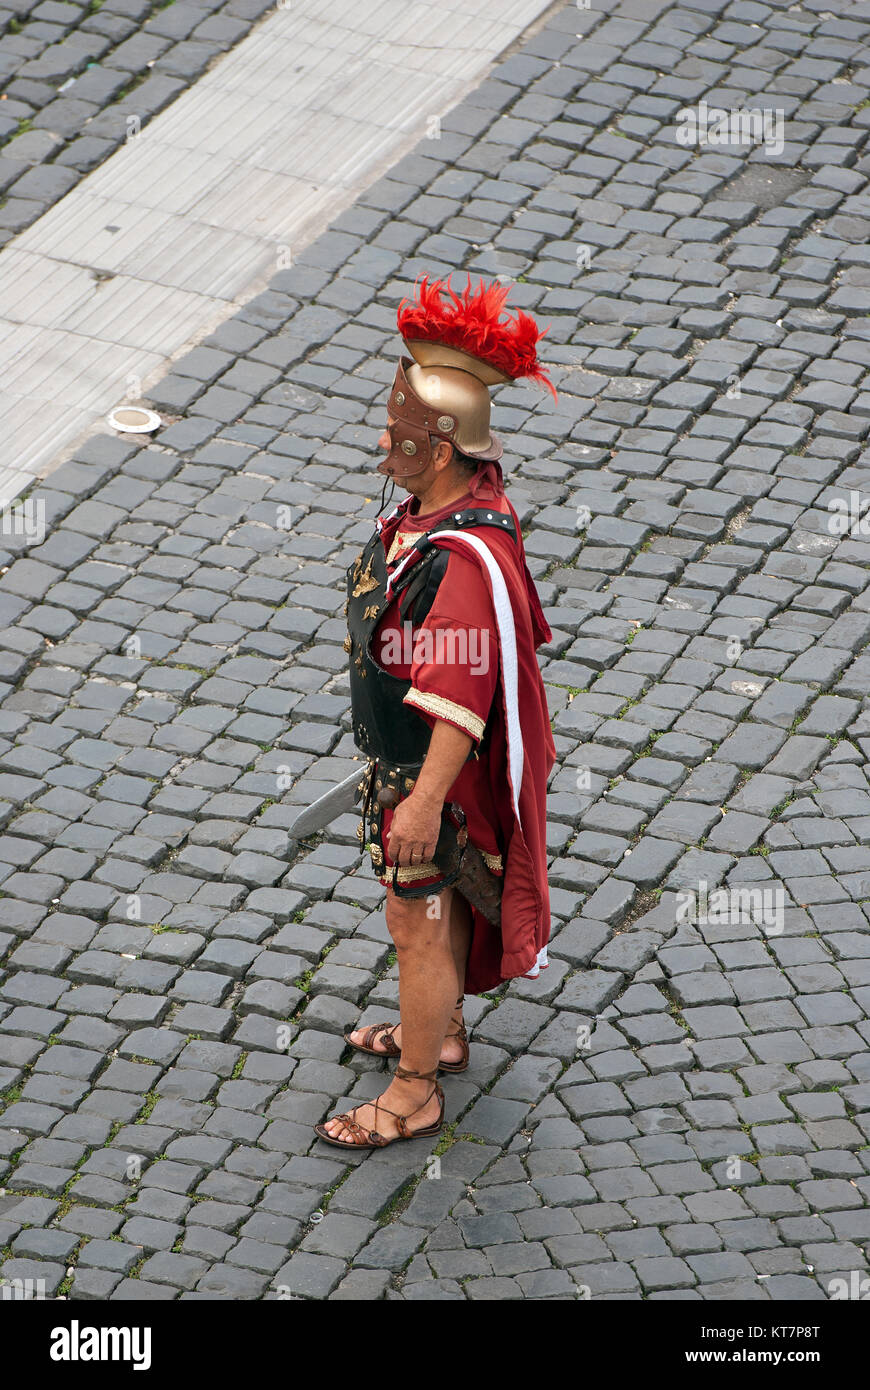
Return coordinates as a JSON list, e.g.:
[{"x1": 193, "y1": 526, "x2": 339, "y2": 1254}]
[
  {"x1": 398, "y1": 547, "x2": 449, "y2": 626},
  {"x1": 440, "y1": 507, "x2": 516, "y2": 540}
]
